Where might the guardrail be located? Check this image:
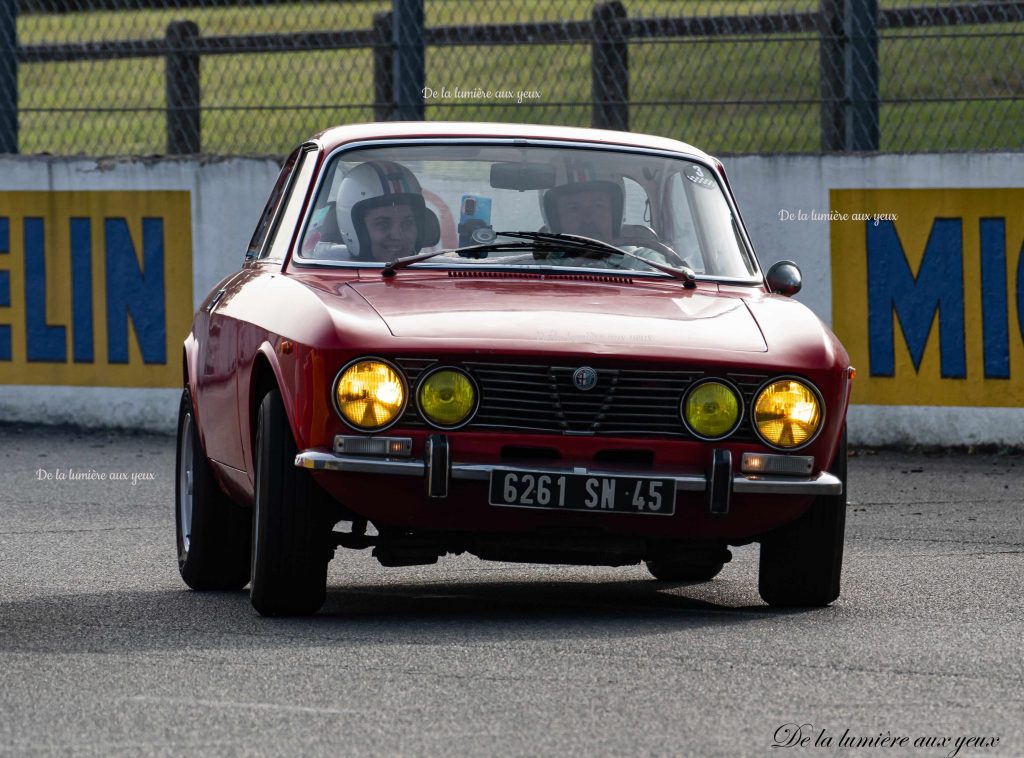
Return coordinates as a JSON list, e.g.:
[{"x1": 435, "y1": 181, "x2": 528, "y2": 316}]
[{"x1": 0, "y1": 0, "x2": 1022, "y2": 154}]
